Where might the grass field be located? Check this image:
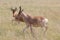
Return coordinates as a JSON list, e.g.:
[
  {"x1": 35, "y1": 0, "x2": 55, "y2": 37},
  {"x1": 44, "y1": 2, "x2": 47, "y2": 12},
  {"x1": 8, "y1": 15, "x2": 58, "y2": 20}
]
[{"x1": 0, "y1": 0, "x2": 60, "y2": 40}]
